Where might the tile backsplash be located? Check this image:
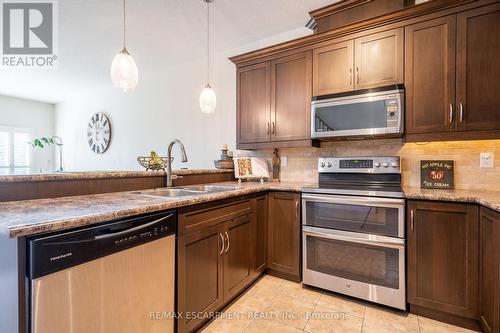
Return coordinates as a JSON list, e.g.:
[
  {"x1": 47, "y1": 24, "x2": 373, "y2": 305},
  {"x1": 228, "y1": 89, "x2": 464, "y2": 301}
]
[{"x1": 238, "y1": 139, "x2": 500, "y2": 191}]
